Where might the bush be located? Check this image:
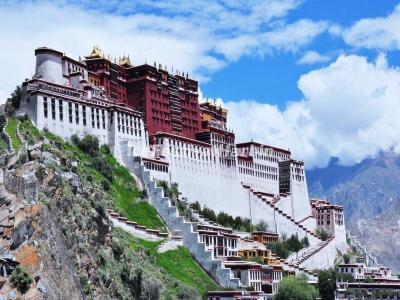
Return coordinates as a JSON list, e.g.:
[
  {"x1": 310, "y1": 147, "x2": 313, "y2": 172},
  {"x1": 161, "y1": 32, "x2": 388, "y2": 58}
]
[
  {"x1": 202, "y1": 207, "x2": 217, "y2": 222},
  {"x1": 317, "y1": 269, "x2": 337, "y2": 300},
  {"x1": 10, "y1": 265, "x2": 33, "y2": 294},
  {"x1": 267, "y1": 241, "x2": 290, "y2": 259},
  {"x1": 71, "y1": 134, "x2": 99, "y2": 157},
  {"x1": 301, "y1": 236, "x2": 310, "y2": 247},
  {"x1": 139, "y1": 189, "x2": 148, "y2": 199},
  {"x1": 316, "y1": 228, "x2": 330, "y2": 241},
  {"x1": 255, "y1": 220, "x2": 269, "y2": 231},
  {"x1": 93, "y1": 157, "x2": 113, "y2": 181},
  {"x1": 287, "y1": 234, "x2": 303, "y2": 252},
  {"x1": 102, "y1": 180, "x2": 110, "y2": 191},
  {"x1": 274, "y1": 275, "x2": 318, "y2": 300},
  {"x1": 191, "y1": 201, "x2": 201, "y2": 212}
]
